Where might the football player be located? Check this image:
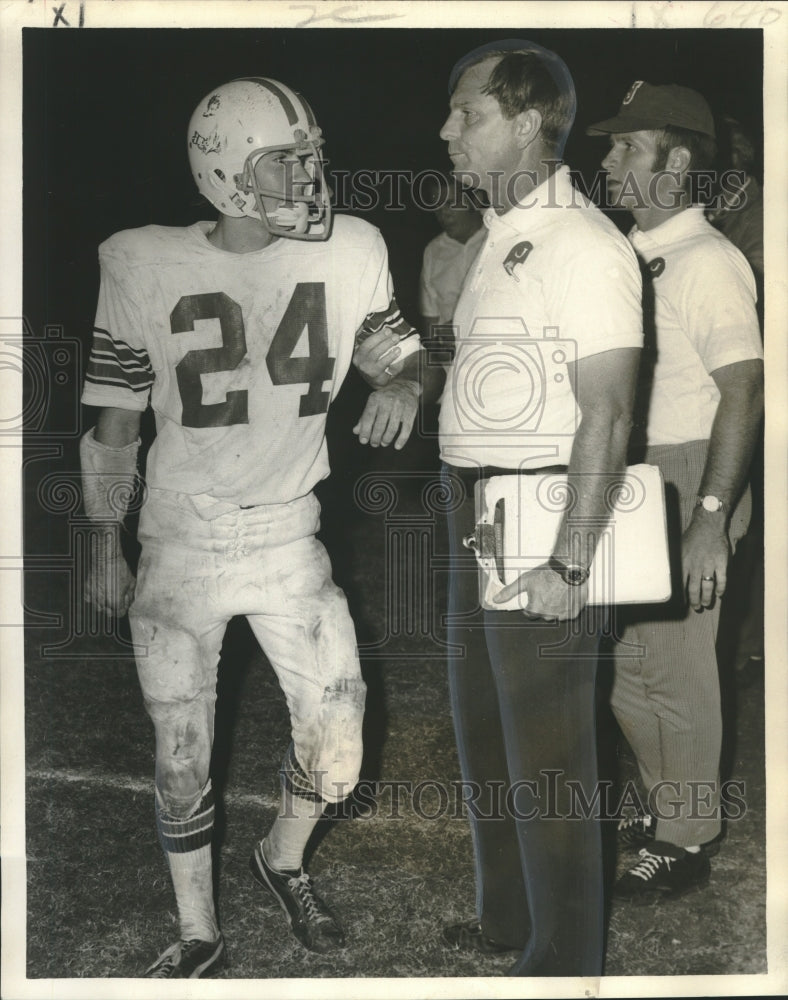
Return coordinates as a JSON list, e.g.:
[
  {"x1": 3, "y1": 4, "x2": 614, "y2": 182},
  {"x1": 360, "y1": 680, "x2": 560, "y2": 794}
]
[{"x1": 79, "y1": 77, "x2": 422, "y2": 978}]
